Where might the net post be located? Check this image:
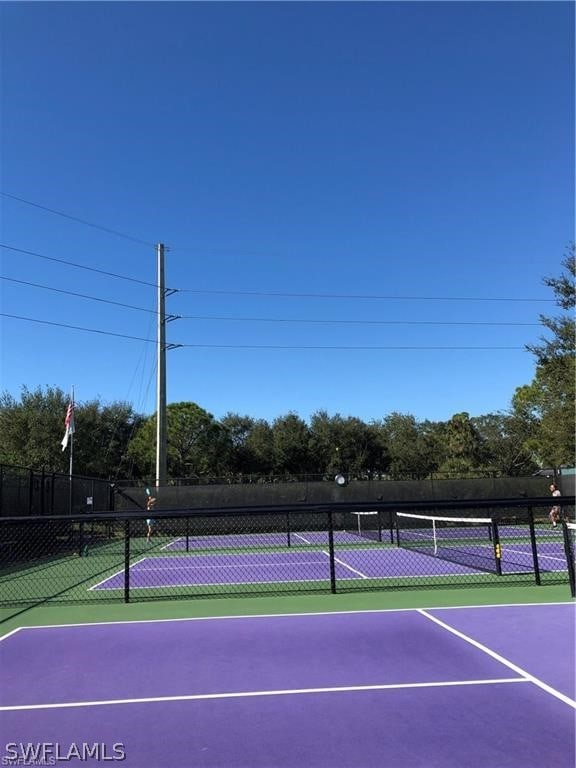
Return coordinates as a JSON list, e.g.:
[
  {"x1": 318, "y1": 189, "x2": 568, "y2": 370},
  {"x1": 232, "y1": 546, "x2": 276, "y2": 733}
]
[
  {"x1": 286, "y1": 511, "x2": 291, "y2": 547},
  {"x1": 186, "y1": 516, "x2": 190, "y2": 552},
  {"x1": 377, "y1": 510, "x2": 383, "y2": 542},
  {"x1": 491, "y1": 520, "x2": 502, "y2": 576},
  {"x1": 327, "y1": 510, "x2": 337, "y2": 593},
  {"x1": 561, "y1": 520, "x2": 576, "y2": 598},
  {"x1": 394, "y1": 510, "x2": 400, "y2": 546},
  {"x1": 527, "y1": 506, "x2": 541, "y2": 585},
  {"x1": 124, "y1": 519, "x2": 131, "y2": 603}
]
